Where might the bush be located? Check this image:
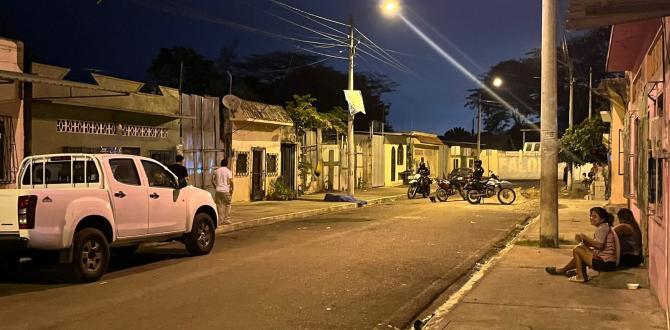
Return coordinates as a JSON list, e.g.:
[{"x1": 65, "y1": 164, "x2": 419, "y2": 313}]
[{"x1": 267, "y1": 177, "x2": 297, "y2": 201}]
